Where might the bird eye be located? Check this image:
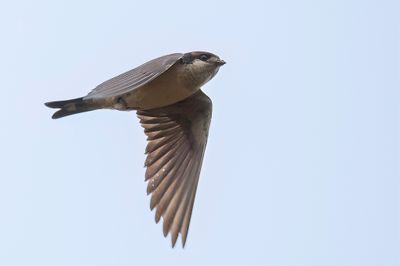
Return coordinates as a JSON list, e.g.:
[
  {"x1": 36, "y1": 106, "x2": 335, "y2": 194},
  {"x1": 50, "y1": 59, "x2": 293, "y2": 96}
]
[{"x1": 199, "y1": 54, "x2": 209, "y2": 61}]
